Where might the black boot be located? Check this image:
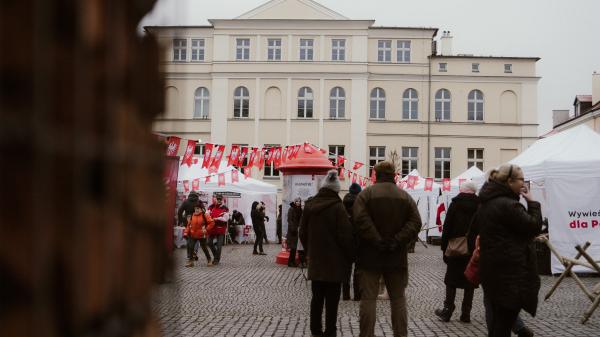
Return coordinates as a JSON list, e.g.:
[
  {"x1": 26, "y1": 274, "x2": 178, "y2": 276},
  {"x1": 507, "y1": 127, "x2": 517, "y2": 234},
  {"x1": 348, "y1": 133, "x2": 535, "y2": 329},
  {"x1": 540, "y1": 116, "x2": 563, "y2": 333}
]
[
  {"x1": 517, "y1": 326, "x2": 534, "y2": 337},
  {"x1": 459, "y1": 312, "x2": 470, "y2": 323},
  {"x1": 434, "y1": 307, "x2": 454, "y2": 322}
]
